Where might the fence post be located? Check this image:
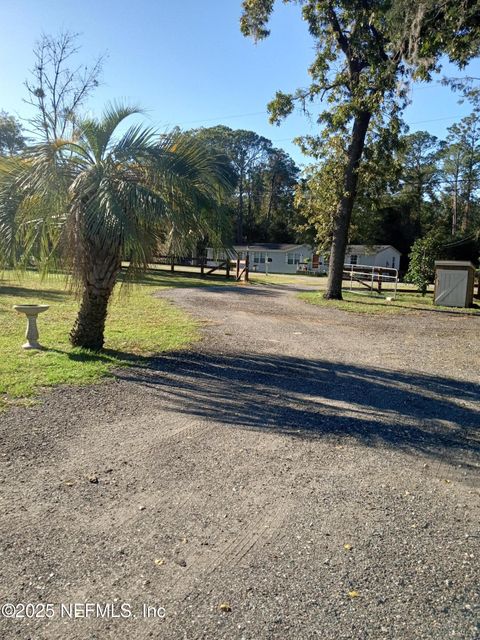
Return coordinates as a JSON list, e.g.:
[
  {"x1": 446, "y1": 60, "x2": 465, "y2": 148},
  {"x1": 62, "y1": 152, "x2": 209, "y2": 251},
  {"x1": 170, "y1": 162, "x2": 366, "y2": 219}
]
[
  {"x1": 170, "y1": 256, "x2": 175, "y2": 272},
  {"x1": 226, "y1": 260, "x2": 230, "y2": 279},
  {"x1": 200, "y1": 257, "x2": 205, "y2": 277},
  {"x1": 245, "y1": 254, "x2": 249, "y2": 282},
  {"x1": 236, "y1": 258, "x2": 240, "y2": 281}
]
